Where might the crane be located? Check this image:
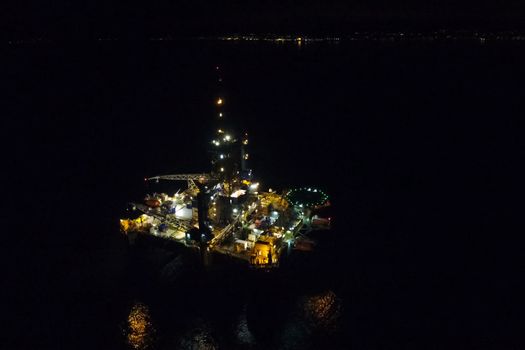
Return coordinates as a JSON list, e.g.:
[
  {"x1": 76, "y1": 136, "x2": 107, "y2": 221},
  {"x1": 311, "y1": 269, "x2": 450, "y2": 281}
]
[{"x1": 145, "y1": 173, "x2": 217, "y2": 194}]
